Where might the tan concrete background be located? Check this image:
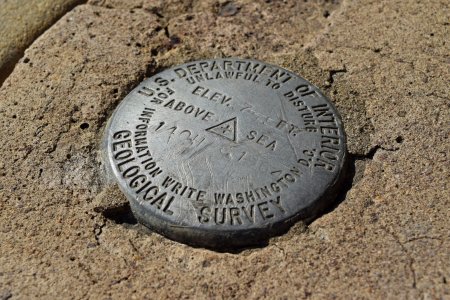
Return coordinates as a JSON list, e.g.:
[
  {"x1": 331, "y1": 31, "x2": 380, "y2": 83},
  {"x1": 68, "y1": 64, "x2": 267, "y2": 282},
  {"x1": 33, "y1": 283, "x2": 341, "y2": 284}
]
[
  {"x1": 0, "y1": 0, "x2": 86, "y2": 85},
  {"x1": 0, "y1": 0, "x2": 448, "y2": 298}
]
